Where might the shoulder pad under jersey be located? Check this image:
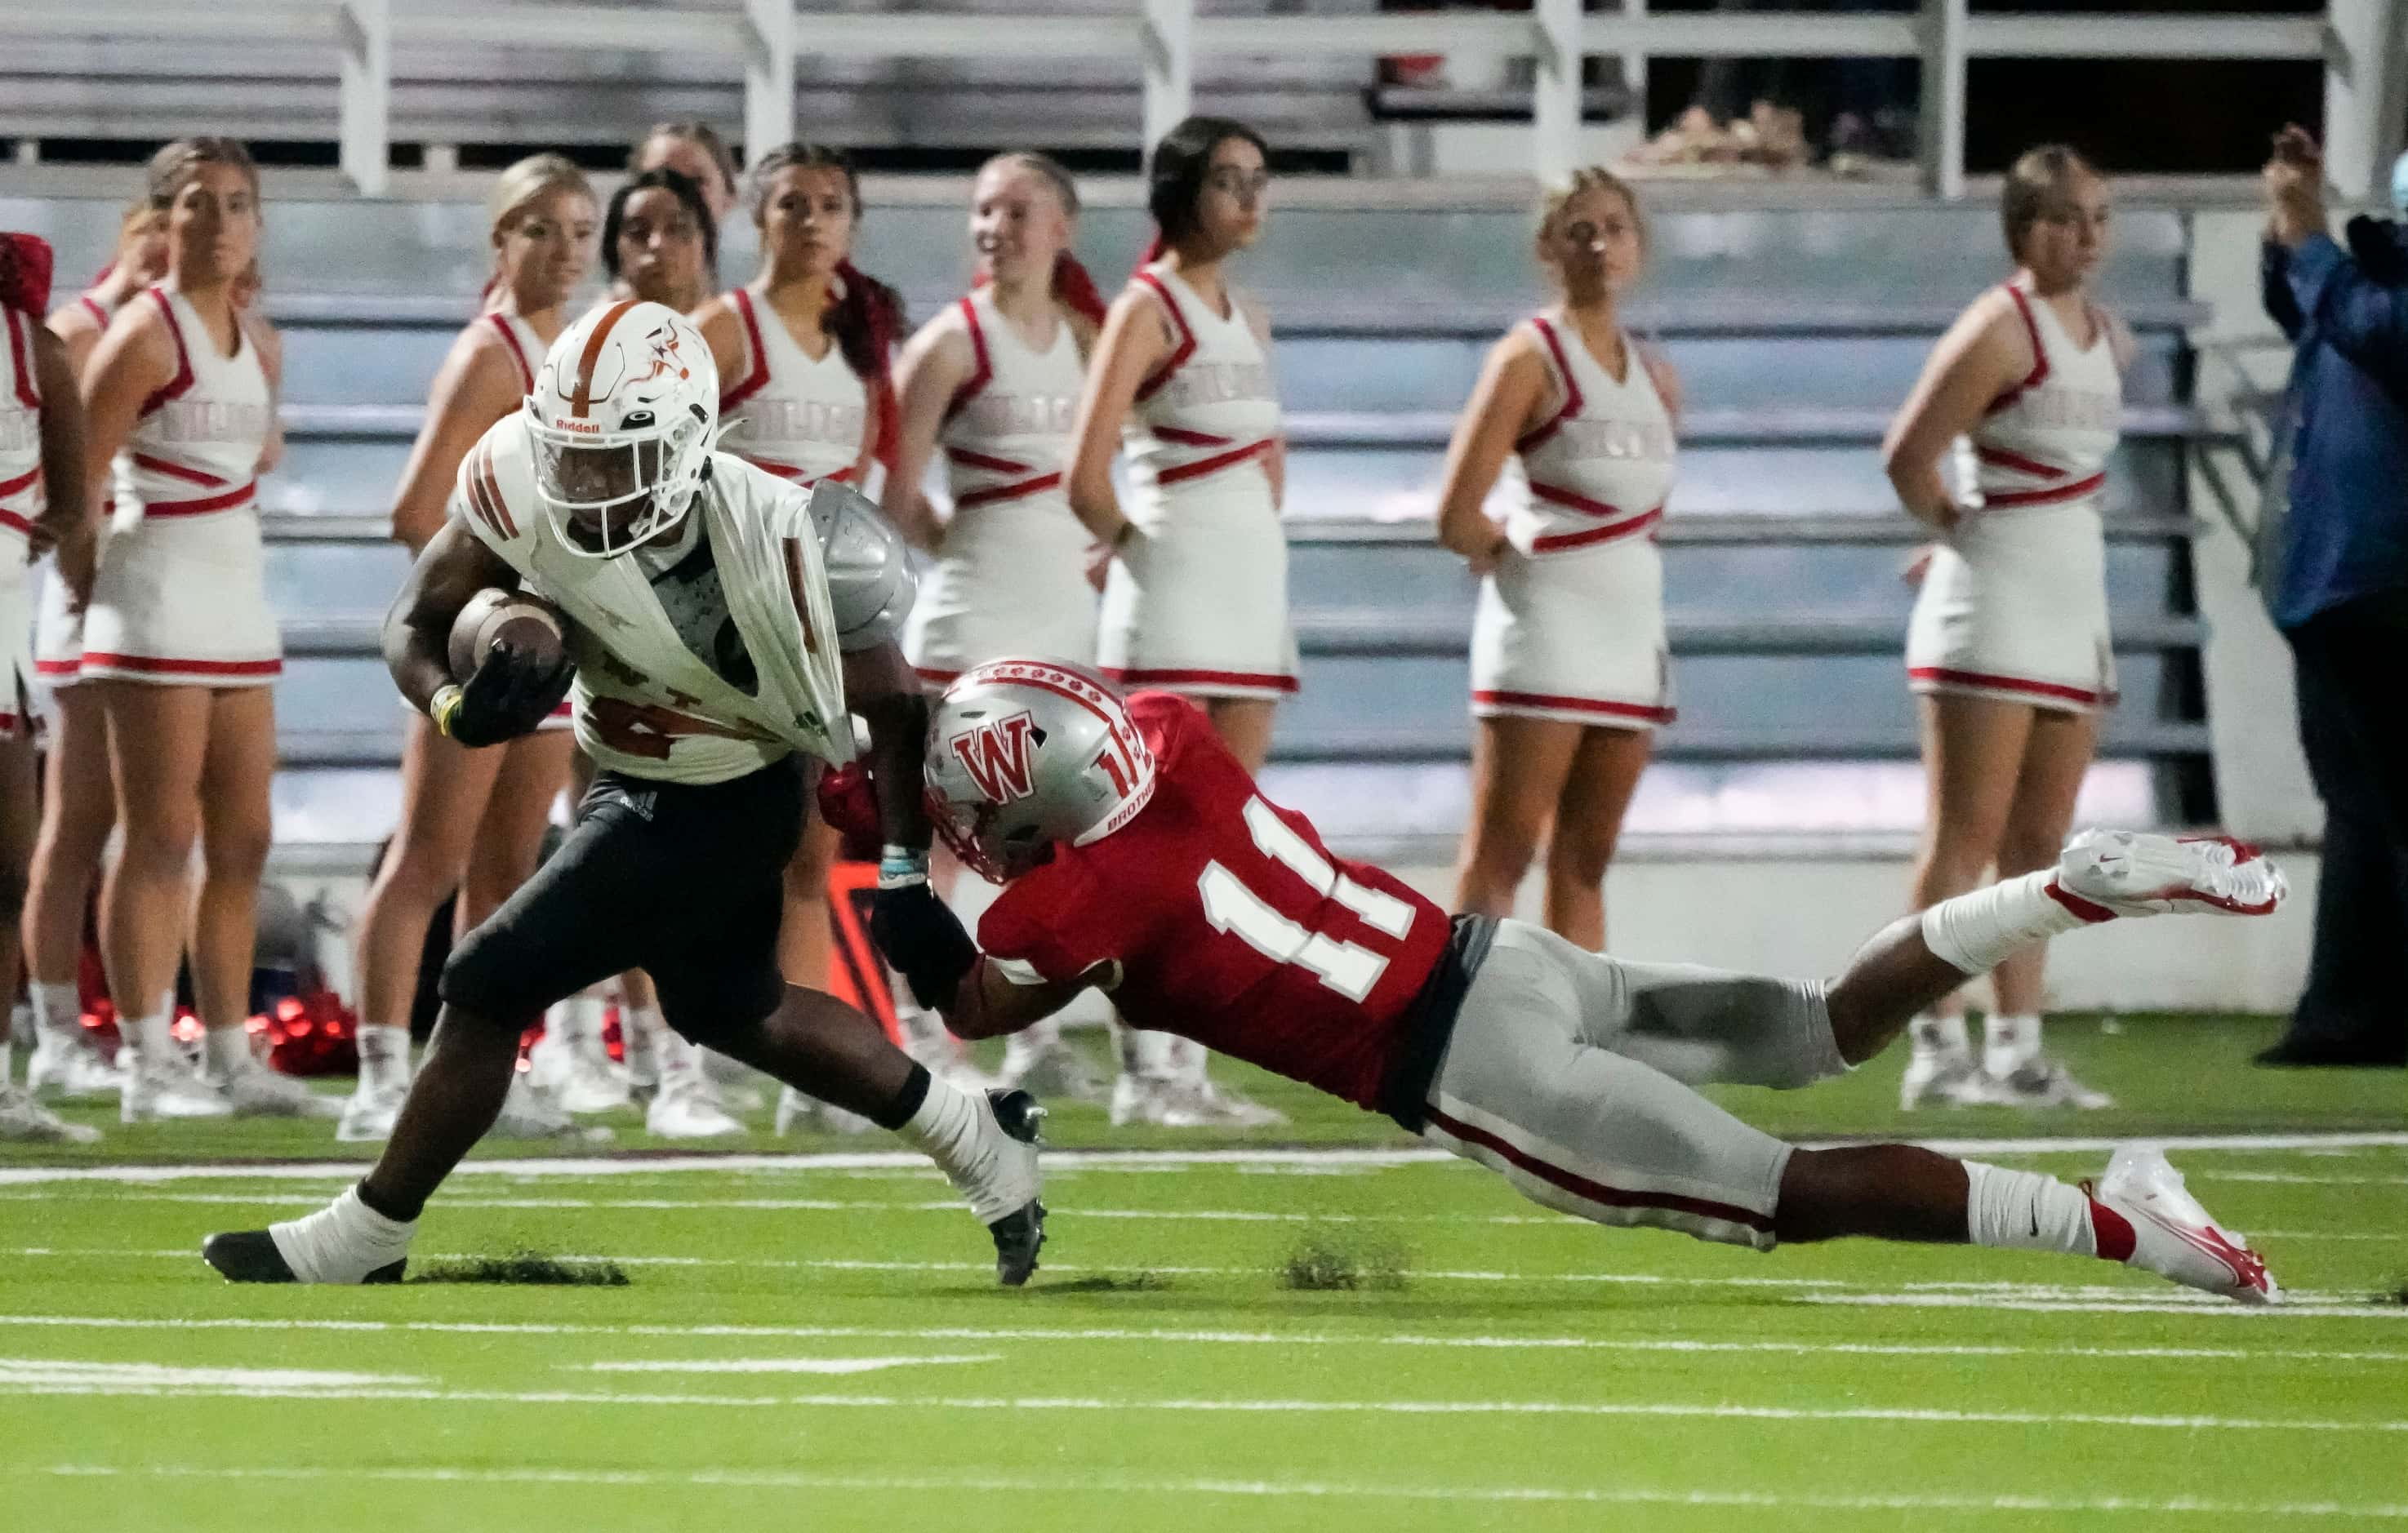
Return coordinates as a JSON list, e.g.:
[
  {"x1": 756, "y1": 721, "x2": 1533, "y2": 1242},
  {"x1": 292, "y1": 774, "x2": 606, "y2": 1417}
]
[
  {"x1": 450, "y1": 412, "x2": 543, "y2": 561},
  {"x1": 805, "y1": 478, "x2": 918, "y2": 653}
]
